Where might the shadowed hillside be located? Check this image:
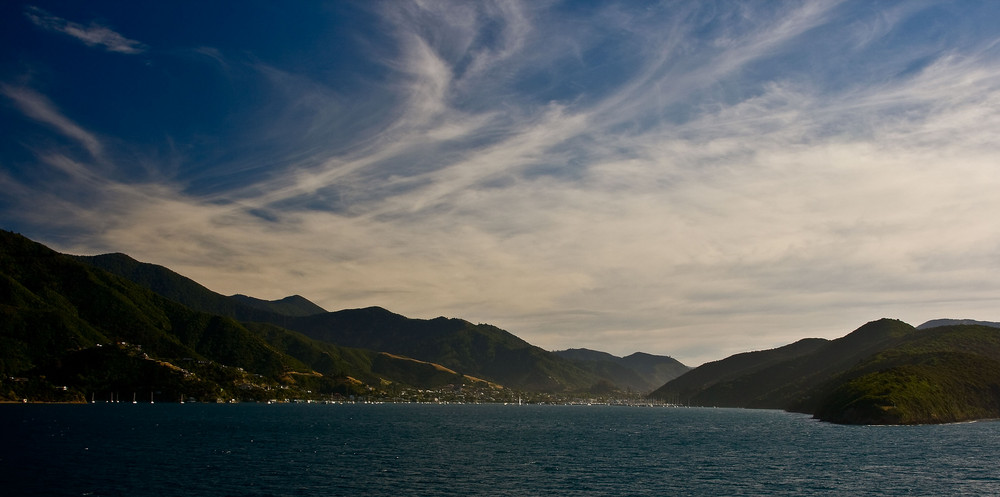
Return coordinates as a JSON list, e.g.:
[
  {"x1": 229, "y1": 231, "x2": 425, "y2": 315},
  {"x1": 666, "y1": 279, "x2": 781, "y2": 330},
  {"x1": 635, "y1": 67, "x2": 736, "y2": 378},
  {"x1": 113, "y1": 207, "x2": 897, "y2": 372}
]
[
  {"x1": 76, "y1": 253, "x2": 326, "y2": 322},
  {"x1": 651, "y1": 319, "x2": 915, "y2": 408},
  {"x1": 553, "y1": 349, "x2": 689, "y2": 393}
]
